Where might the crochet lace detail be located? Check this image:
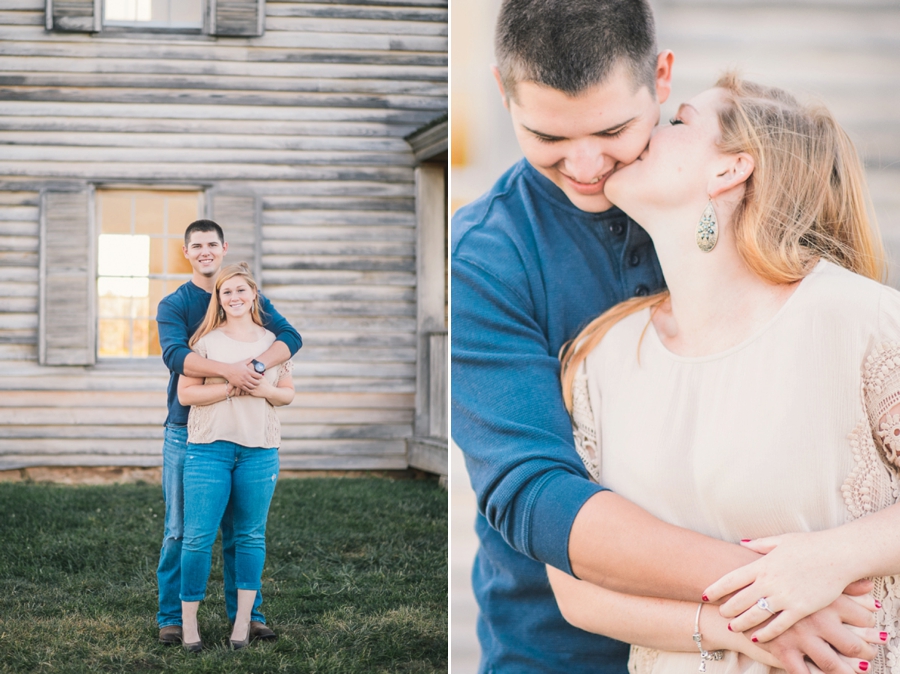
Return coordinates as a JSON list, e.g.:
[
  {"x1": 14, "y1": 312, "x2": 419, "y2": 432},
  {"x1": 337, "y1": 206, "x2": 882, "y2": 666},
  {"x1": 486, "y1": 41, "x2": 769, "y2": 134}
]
[
  {"x1": 187, "y1": 400, "x2": 215, "y2": 443},
  {"x1": 844, "y1": 341, "x2": 900, "y2": 674},
  {"x1": 276, "y1": 358, "x2": 294, "y2": 383},
  {"x1": 879, "y1": 414, "x2": 900, "y2": 466},
  {"x1": 264, "y1": 403, "x2": 281, "y2": 447},
  {"x1": 628, "y1": 645, "x2": 659, "y2": 674},
  {"x1": 865, "y1": 342, "x2": 900, "y2": 432},
  {"x1": 571, "y1": 371, "x2": 602, "y2": 483}
]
